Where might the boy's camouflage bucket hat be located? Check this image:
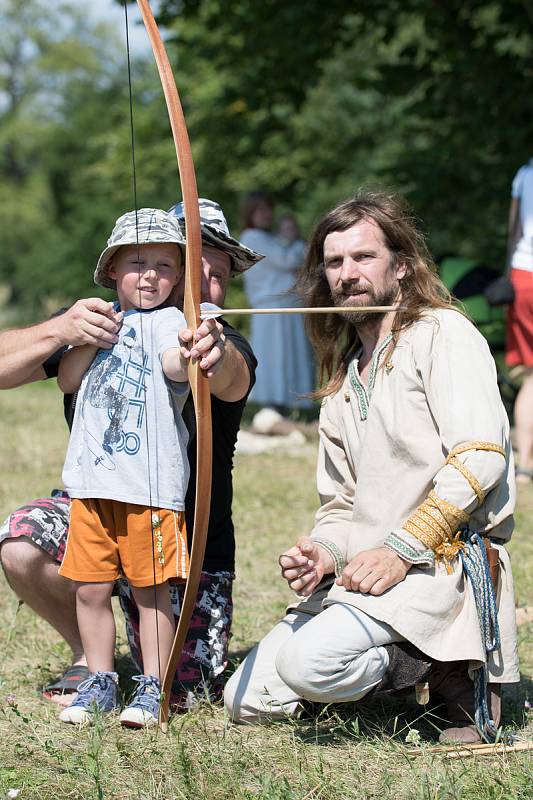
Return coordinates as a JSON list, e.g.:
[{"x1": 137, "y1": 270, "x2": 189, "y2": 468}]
[
  {"x1": 168, "y1": 198, "x2": 264, "y2": 274},
  {"x1": 94, "y1": 208, "x2": 186, "y2": 290}
]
